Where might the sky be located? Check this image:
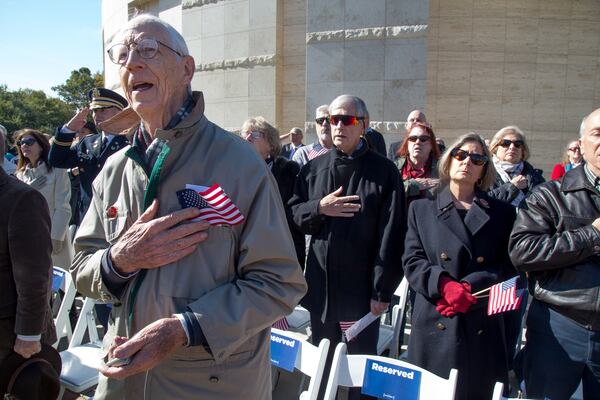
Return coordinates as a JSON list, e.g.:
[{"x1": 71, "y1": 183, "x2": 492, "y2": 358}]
[{"x1": 0, "y1": 0, "x2": 103, "y2": 97}]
